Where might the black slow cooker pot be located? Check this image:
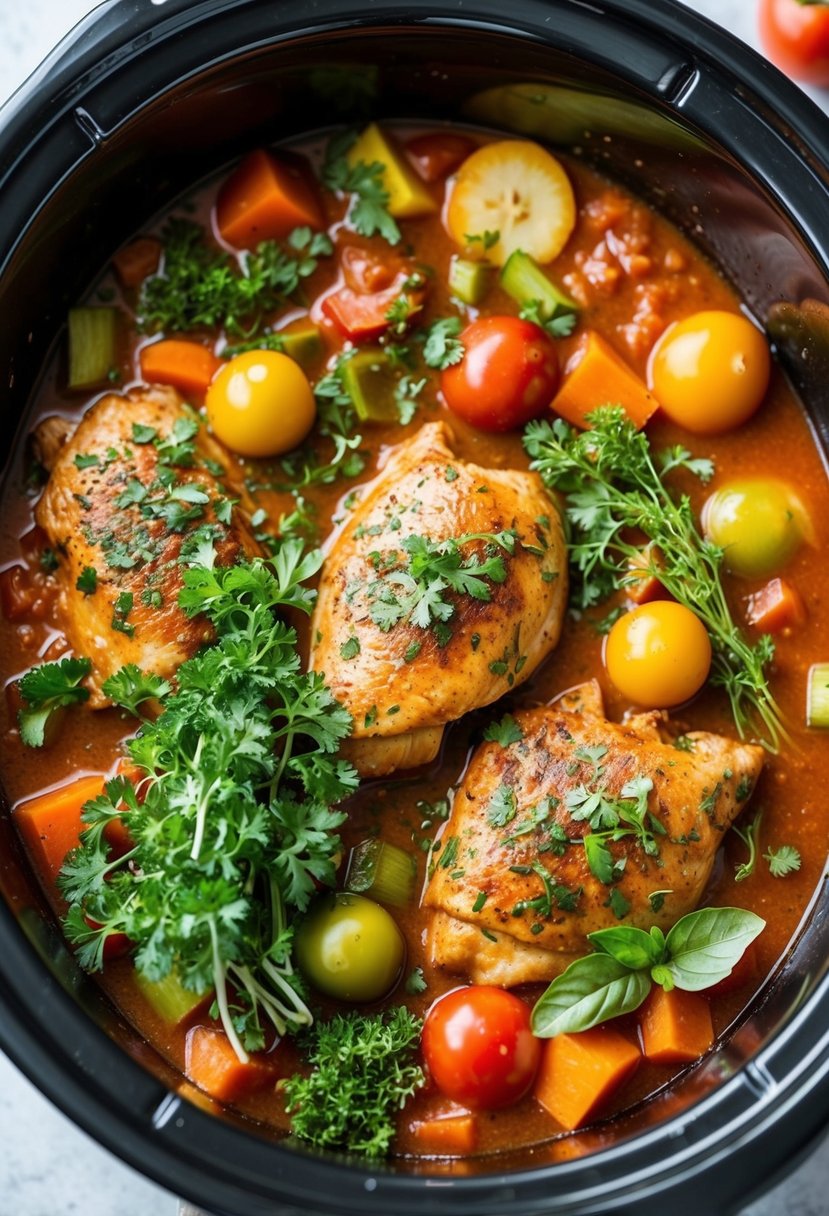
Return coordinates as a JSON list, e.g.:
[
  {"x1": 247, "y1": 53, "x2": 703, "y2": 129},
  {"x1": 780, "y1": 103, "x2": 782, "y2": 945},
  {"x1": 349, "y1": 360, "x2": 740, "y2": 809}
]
[{"x1": 1, "y1": 1, "x2": 828, "y2": 1213}]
